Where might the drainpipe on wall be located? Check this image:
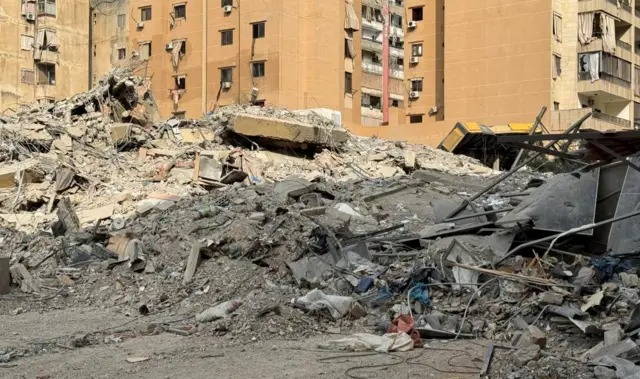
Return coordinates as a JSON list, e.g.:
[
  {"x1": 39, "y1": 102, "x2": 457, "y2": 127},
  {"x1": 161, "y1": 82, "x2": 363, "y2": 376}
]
[
  {"x1": 382, "y1": 0, "x2": 390, "y2": 124},
  {"x1": 202, "y1": 0, "x2": 207, "y2": 114},
  {"x1": 88, "y1": 6, "x2": 94, "y2": 90}
]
